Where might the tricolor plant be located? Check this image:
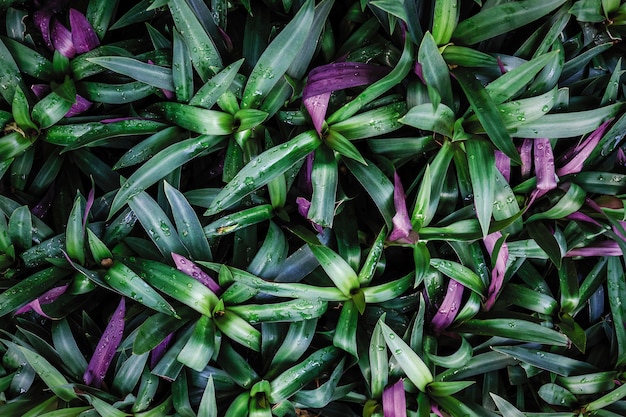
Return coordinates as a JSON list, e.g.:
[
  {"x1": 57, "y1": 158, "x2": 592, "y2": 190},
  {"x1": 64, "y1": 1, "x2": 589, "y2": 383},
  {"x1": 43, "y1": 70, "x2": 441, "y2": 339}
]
[{"x1": 1, "y1": 0, "x2": 626, "y2": 416}]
